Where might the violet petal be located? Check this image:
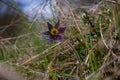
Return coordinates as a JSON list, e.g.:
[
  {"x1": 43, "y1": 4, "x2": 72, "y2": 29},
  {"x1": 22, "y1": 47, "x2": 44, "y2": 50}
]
[
  {"x1": 42, "y1": 31, "x2": 50, "y2": 35},
  {"x1": 55, "y1": 20, "x2": 59, "y2": 29},
  {"x1": 57, "y1": 35, "x2": 63, "y2": 40},
  {"x1": 58, "y1": 27, "x2": 66, "y2": 34},
  {"x1": 48, "y1": 36, "x2": 54, "y2": 42},
  {"x1": 47, "y1": 22, "x2": 53, "y2": 30}
]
